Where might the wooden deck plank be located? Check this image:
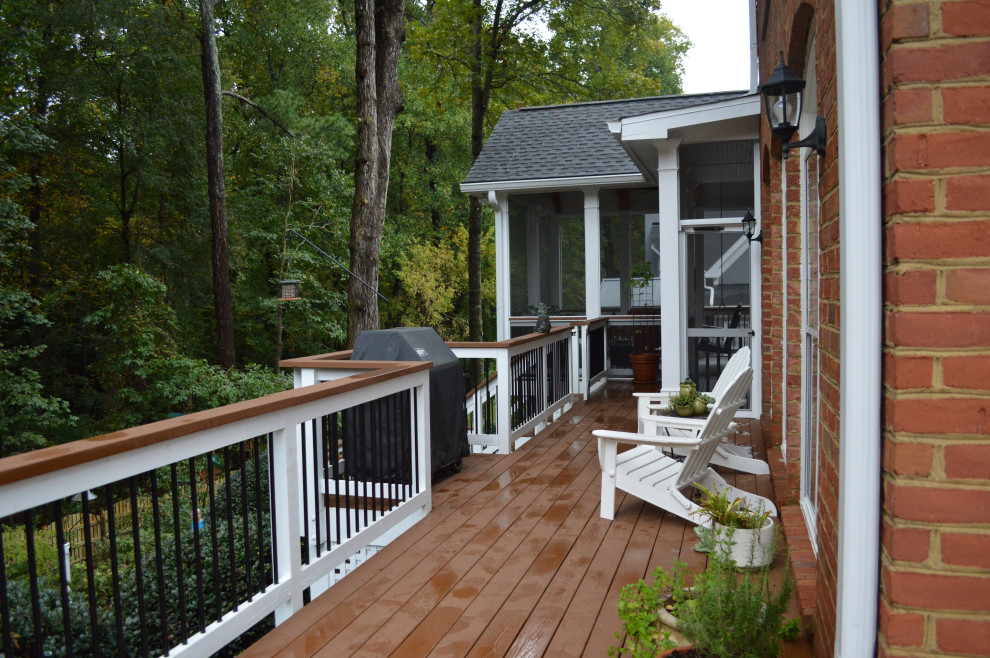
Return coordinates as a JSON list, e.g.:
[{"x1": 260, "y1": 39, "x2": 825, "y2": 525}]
[{"x1": 243, "y1": 382, "x2": 799, "y2": 658}]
